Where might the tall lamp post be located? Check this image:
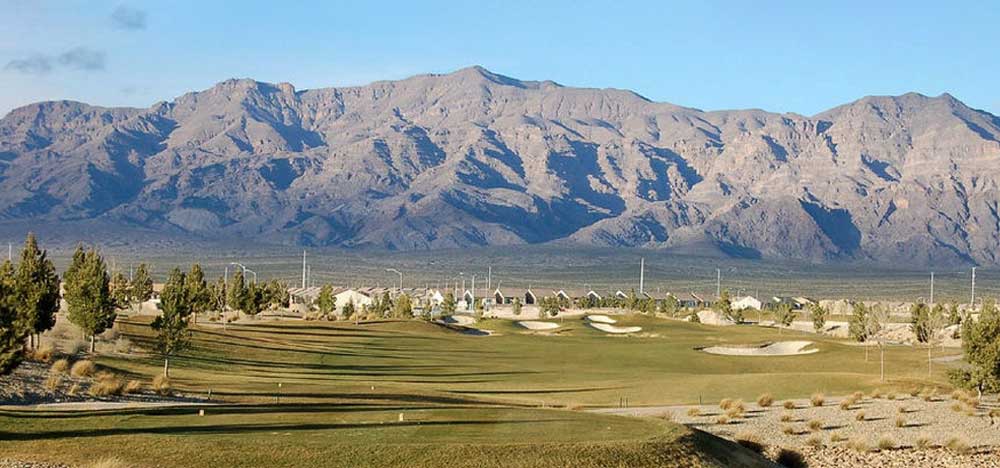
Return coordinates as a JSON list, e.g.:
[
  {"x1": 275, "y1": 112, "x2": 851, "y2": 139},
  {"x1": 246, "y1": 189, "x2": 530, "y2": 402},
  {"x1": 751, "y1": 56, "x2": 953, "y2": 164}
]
[{"x1": 386, "y1": 268, "x2": 403, "y2": 290}]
